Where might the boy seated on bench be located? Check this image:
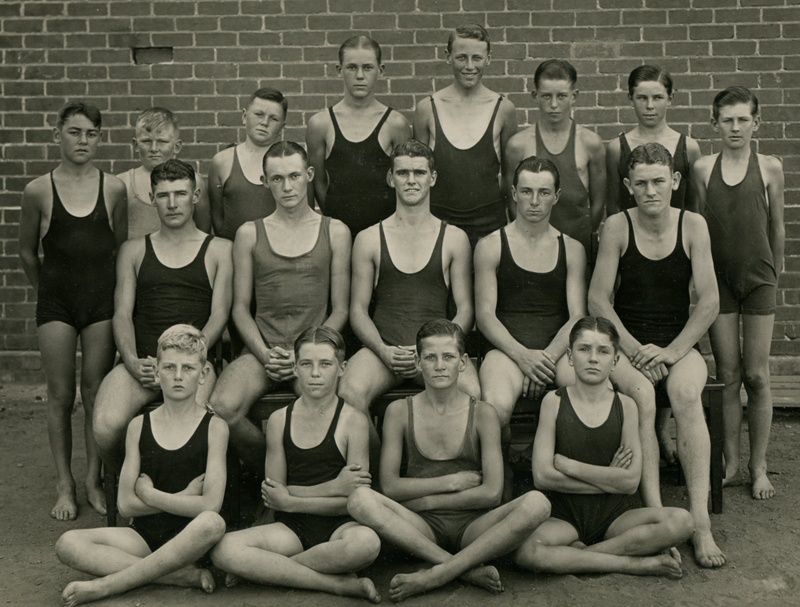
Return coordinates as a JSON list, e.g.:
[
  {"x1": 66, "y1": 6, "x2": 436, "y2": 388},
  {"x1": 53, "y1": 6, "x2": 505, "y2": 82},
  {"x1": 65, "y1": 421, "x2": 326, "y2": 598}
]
[
  {"x1": 515, "y1": 316, "x2": 693, "y2": 578},
  {"x1": 56, "y1": 325, "x2": 229, "y2": 606},
  {"x1": 211, "y1": 327, "x2": 382, "y2": 603},
  {"x1": 347, "y1": 319, "x2": 550, "y2": 602}
]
